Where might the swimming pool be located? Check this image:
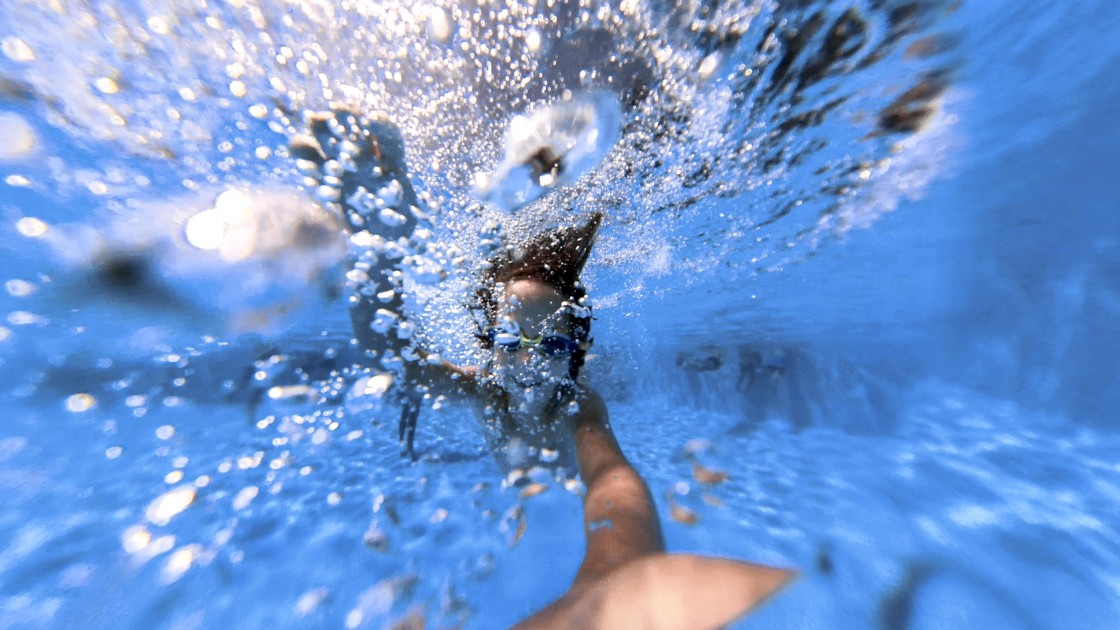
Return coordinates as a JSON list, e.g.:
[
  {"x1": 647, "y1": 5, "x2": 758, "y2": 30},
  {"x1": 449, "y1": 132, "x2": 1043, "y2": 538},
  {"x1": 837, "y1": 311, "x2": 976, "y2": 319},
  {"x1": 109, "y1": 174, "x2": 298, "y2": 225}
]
[{"x1": 2, "y1": 0, "x2": 1118, "y2": 627}]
